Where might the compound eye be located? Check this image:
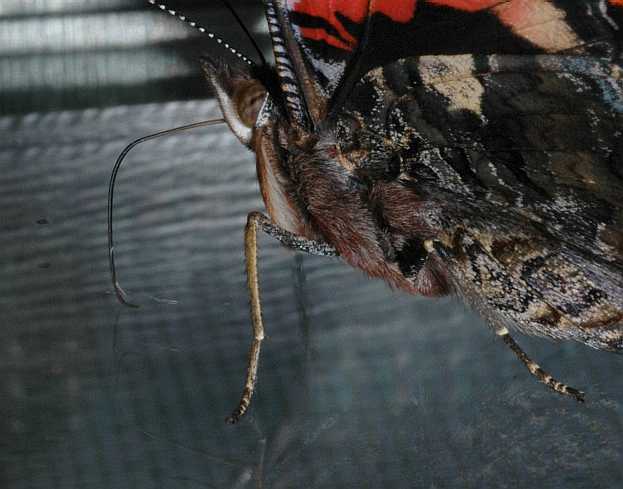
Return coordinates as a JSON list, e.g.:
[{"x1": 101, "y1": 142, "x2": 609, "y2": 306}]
[
  {"x1": 202, "y1": 57, "x2": 266, "y2": 146},
  {"x1": 234, "y1": 80, "x2": 267, "y2": 128}
]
